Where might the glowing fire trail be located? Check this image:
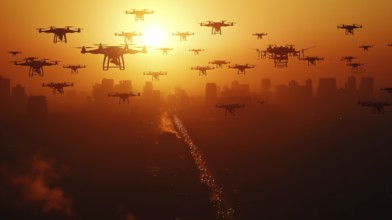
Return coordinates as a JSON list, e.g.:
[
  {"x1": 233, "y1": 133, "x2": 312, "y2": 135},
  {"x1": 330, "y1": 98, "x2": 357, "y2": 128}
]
[{"x1": 170, "y1": 113, "x2": 235, "y2": 220}]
